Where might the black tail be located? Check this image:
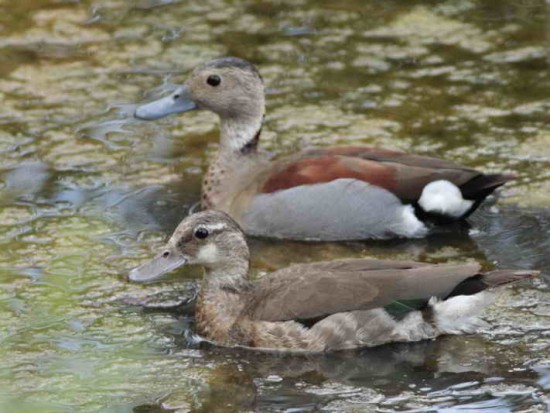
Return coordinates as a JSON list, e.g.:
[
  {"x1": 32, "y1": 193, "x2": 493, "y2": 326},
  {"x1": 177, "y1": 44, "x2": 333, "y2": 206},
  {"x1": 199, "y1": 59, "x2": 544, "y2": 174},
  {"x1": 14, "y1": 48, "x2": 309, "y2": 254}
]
[
  {"x1": 460, "y1": 173, "x2": 516, "y2": 218},
  {"x1": 412, "y1": 173, "x2": 515, "y2": 225},
  {"x1": 446, "y1": 269, "x2": 539, "y2": 299}
]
